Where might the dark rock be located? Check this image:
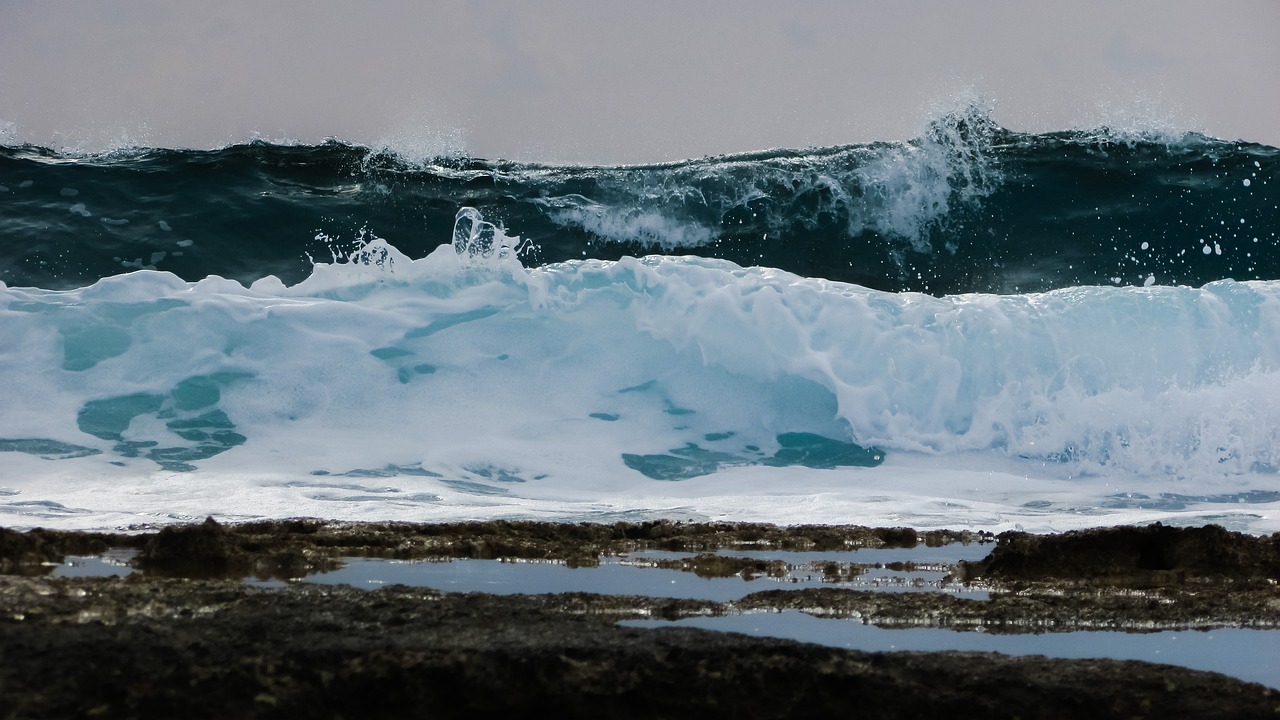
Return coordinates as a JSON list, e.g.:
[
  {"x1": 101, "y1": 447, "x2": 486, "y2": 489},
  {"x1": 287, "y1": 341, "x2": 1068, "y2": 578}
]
[
  {"x1": 0, "y1": 577, "x2": 1275, "y2": 719},
  {"x1": 137, "y1": 516, "x2": 236, "y2": 576},
  {"x1": 962, "y1": 523, "x2": 1280, "y2": 586},
  {"x1": 0, "y1": 527, "x2": 131, "y2": 574},
  {"x1": 5, "y1": 520, "x2": 1280, "y2": 717}
]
